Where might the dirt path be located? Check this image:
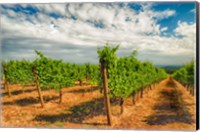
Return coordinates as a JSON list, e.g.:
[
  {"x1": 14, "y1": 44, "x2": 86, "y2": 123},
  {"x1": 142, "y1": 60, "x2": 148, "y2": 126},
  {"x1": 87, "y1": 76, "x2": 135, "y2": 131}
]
[
  {"x1": 1, "y1": 78, "x2": 196, "y2": 130},
  {"x1": 114, "y1": 78, "x2": 196, "y2": 130}
]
